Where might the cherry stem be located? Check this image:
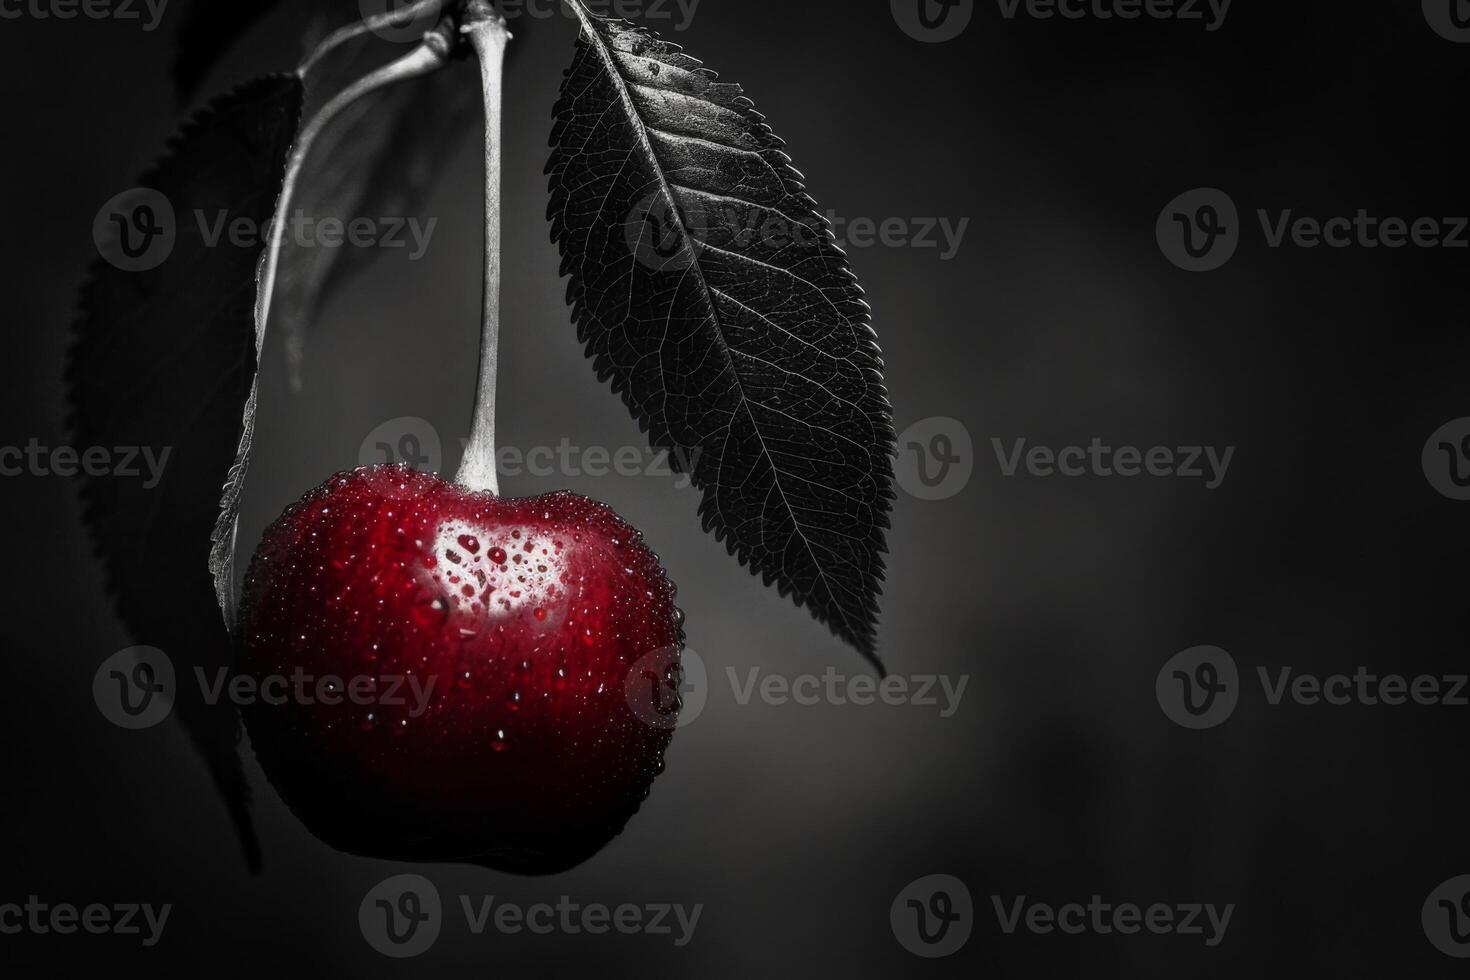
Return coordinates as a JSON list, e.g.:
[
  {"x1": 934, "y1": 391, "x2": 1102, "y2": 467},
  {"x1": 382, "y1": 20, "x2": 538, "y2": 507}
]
[
  {"x1": 258, "y1": 20, "x2": 454, "y2": 363},
  {"x1": 455, "y1": 1, "x2": 512, "y2": 496},
  {"x1": 297, "y1": 0, "x2": 447, "y2": 76}
]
